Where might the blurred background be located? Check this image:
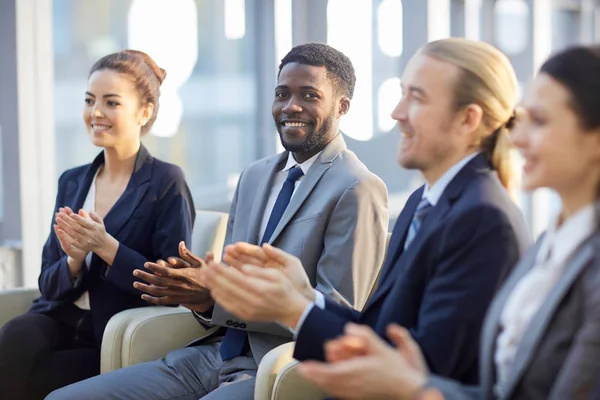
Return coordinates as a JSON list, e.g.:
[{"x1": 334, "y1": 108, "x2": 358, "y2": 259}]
[{"x1": 0, "y1": 0, "x2": 598, "y2": 288}]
